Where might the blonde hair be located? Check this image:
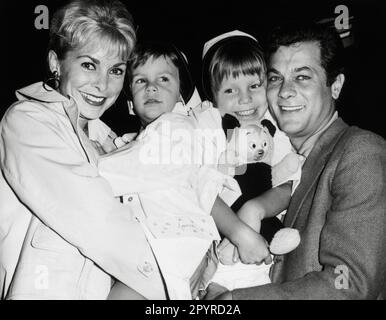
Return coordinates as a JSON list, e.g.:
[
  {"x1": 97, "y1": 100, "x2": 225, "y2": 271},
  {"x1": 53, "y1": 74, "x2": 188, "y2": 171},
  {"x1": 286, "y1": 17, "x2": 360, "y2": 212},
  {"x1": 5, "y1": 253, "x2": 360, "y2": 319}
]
[
  {"x1": 202, "y1": 37, "x2": 266, "y2": 101},
  {"x1": 48, "y1": 0, "x2": 136, "y2": 61}
]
